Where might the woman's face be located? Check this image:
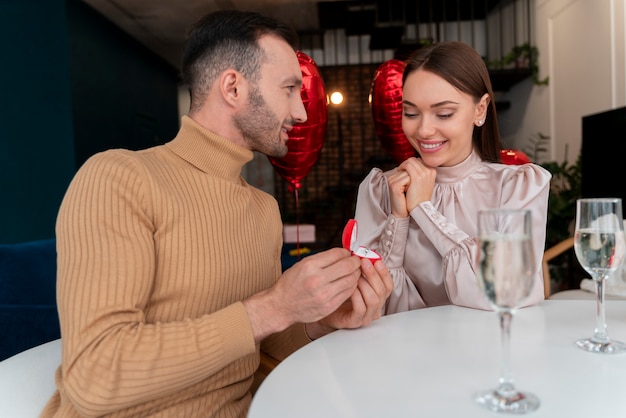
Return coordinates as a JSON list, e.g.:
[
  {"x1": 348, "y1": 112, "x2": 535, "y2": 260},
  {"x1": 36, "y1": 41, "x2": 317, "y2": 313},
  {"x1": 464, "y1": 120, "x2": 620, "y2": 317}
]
[{"x1": 401, "y1": 69, "x2": 488, "y2": 167}]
